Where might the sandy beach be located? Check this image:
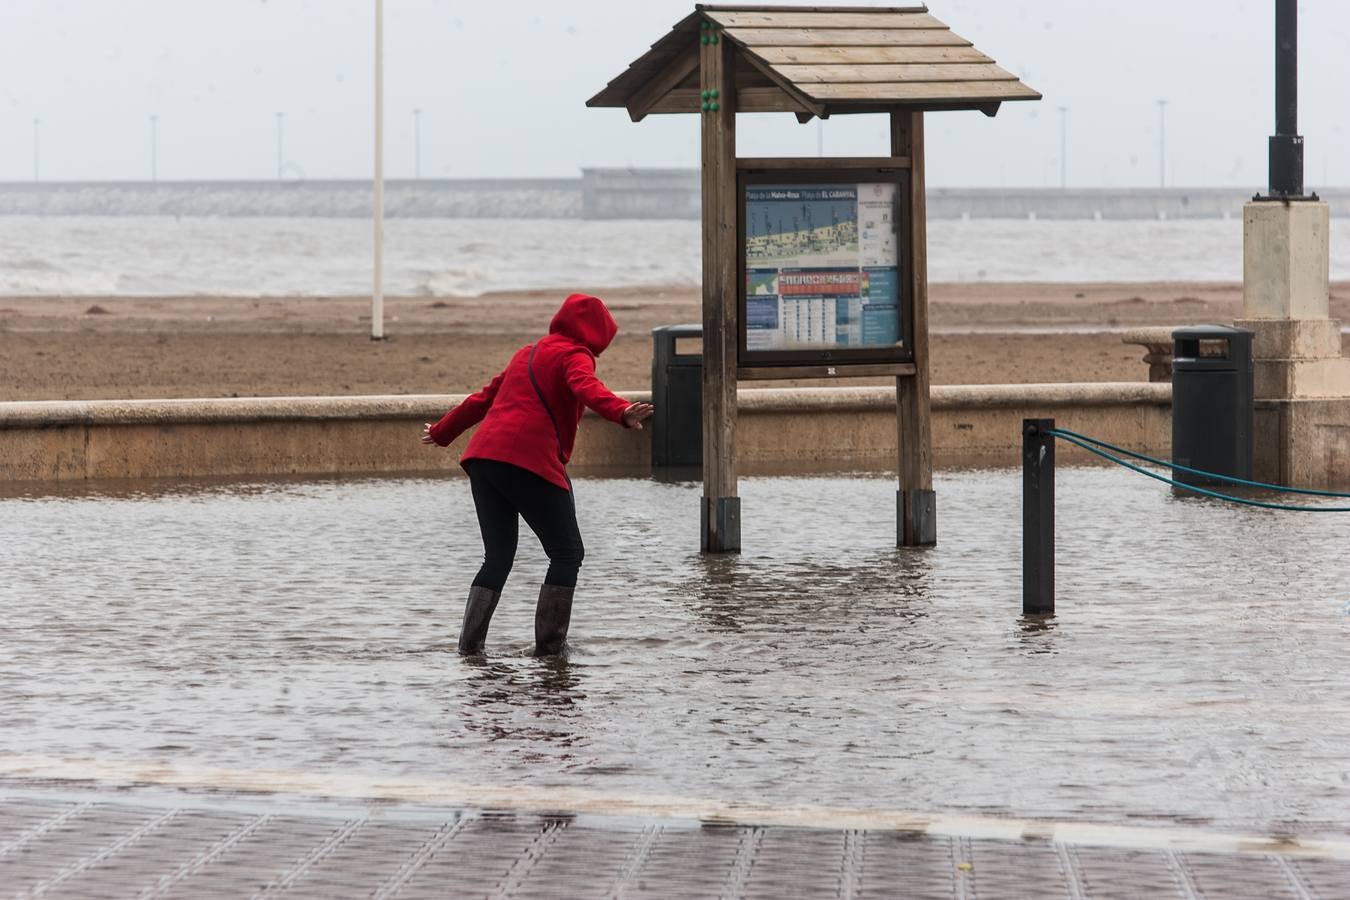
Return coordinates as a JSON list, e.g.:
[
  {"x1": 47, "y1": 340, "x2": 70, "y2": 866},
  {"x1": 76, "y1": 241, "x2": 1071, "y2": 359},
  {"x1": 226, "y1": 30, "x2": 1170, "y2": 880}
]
[{"x1": 3, "y1": 281, "x2": 1348, "y2": 401}]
